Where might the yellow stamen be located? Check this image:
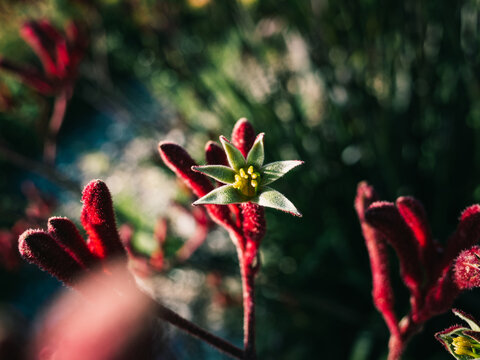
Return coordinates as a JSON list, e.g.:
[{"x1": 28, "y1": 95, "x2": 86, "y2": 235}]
[
  {"x1": 233, "y1": 166, "x2": 262, "y2": 197},
  {"x1": 453, "y1": 336, "x2": 480, "y2": 357}
]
